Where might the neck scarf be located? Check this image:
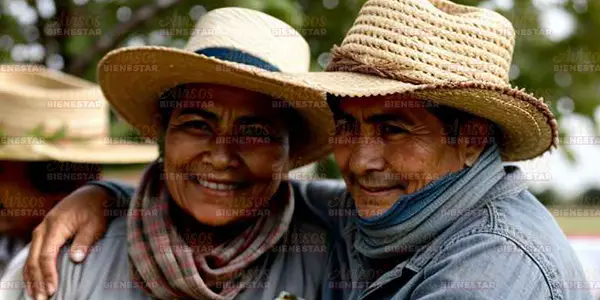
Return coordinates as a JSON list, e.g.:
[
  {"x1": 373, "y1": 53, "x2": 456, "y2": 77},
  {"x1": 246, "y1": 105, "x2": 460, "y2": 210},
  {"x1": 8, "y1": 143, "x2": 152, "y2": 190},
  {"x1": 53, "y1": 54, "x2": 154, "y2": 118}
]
[
  {"x1": 354, "y1": 143, "x2": 505, "y2": 259},
  {"x1": 356, "y1": 167, "x2": 469, "y2": 229},
  {"x1": 128, "y1": 161, "x2": 294, "y2": 299}
]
